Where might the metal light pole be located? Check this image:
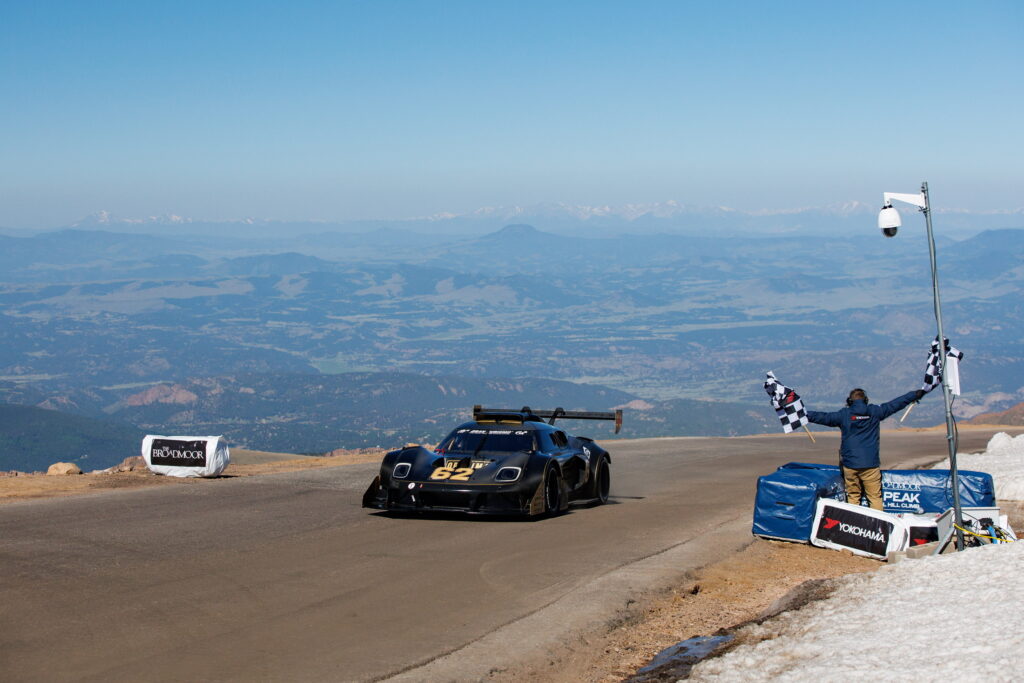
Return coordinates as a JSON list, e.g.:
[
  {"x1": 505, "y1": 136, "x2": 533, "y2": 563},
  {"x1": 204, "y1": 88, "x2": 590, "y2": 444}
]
[{"x1": 879, "y1": 182, "x2": 965, "y2": 551}]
